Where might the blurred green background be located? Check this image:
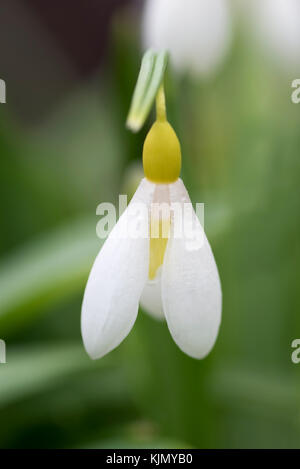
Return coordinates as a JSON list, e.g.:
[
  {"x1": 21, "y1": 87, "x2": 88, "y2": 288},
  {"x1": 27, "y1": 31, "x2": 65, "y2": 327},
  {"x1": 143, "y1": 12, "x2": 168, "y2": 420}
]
[{"x1": 0, "y1": 0, "x2": 299, "y2": 449}]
